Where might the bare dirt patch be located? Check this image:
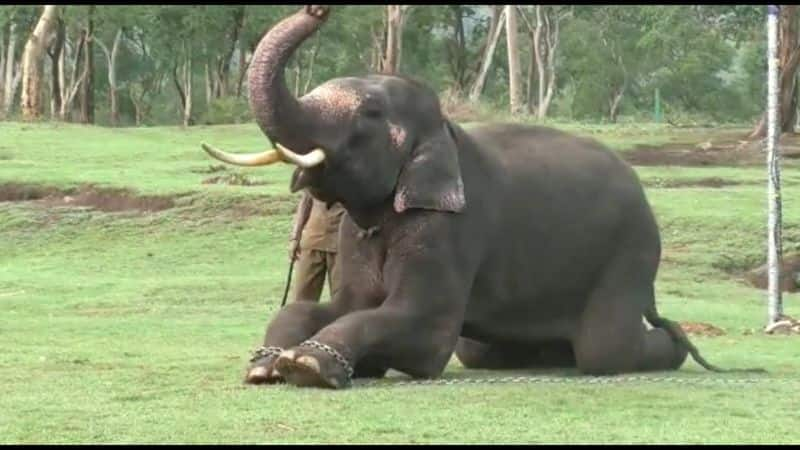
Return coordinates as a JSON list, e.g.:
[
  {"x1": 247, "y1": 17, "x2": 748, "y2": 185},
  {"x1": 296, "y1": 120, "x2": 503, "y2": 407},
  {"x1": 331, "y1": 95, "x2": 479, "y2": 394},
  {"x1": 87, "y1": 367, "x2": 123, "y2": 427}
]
[
  {"x1": 202, "y1": 173, "x2": 270, "y2": 186},
  {"x1": 623, "y1": 132, "x2": 800, "y2": 167},
  {"x1": 0, "y1": 183, "x2": 175, "y2": 213},
  {"x1": 680, "y1": 321, "x2": 726, "y2": 337}
]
